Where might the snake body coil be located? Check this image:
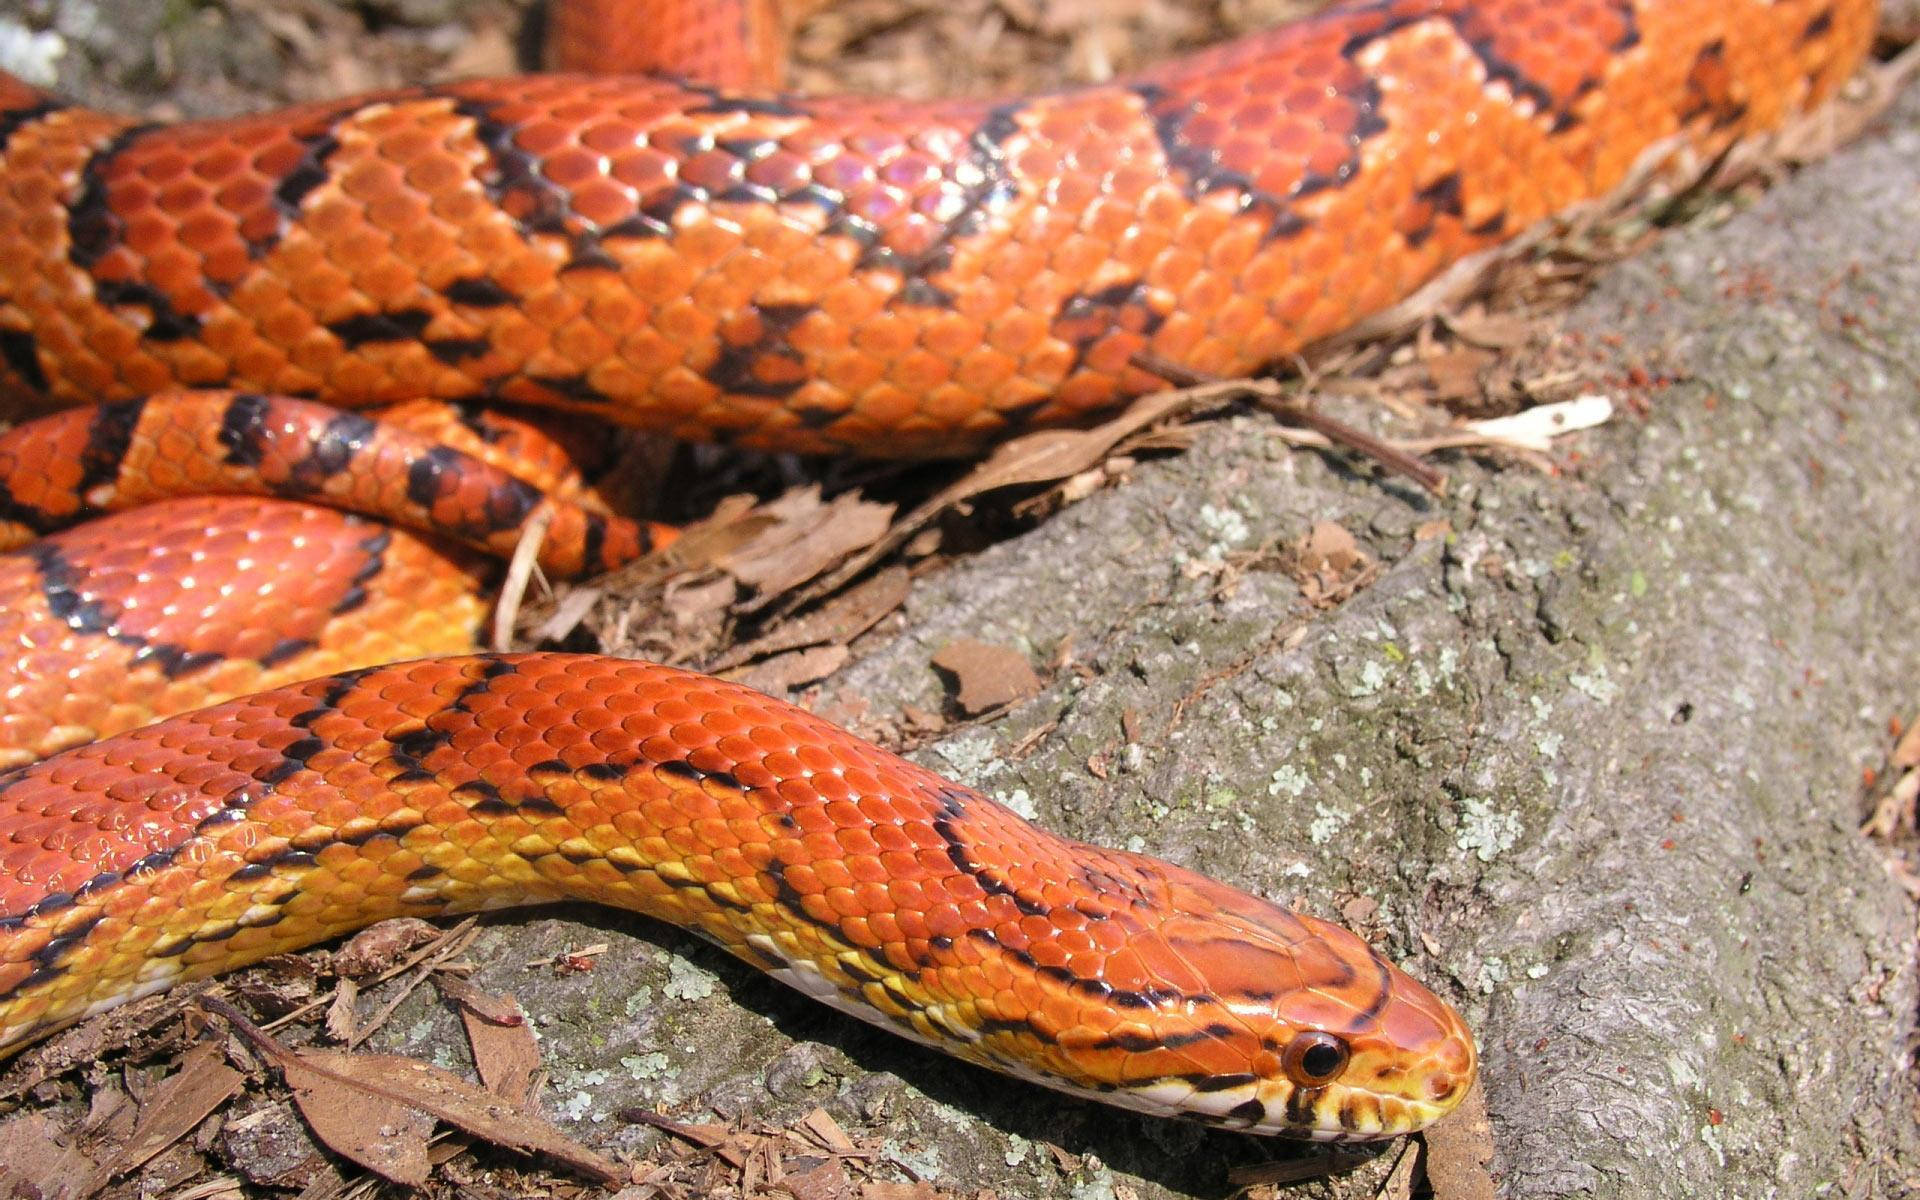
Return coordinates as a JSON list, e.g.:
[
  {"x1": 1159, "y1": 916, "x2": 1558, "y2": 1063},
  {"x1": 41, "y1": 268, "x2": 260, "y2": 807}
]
[
  {"x1": 0, "y1": 0, "x2": 1881, "y2": 1141},
  {"x1": 0, "y1": 1, "x2": 1873, "y2": 455},
  {"x1": 0, "y1": 653, "x2": 1473, "y2": 1138}
]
